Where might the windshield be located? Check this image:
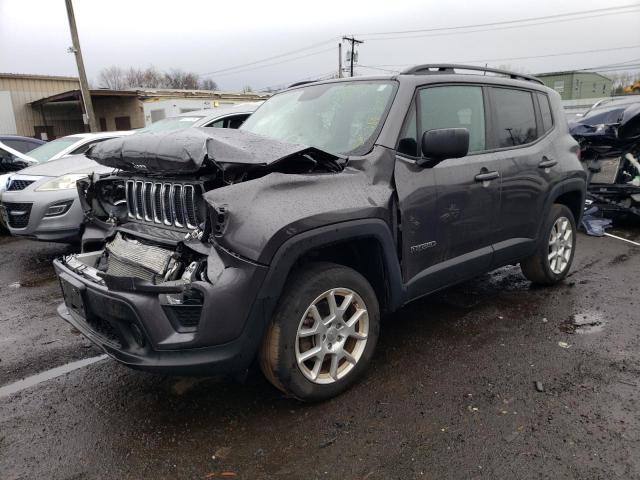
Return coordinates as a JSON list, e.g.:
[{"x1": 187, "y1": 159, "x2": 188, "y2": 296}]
[
  {"x1": 26, "y1": 136, "x2": 81, "y2": 162},
  {"x1": 241, "y1": 81, "x2": 397, "y2": 155},
  {"x1": 138, "y1": 116, "x2": 206, "y2": 133}
]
